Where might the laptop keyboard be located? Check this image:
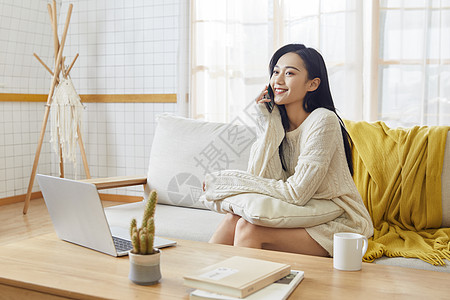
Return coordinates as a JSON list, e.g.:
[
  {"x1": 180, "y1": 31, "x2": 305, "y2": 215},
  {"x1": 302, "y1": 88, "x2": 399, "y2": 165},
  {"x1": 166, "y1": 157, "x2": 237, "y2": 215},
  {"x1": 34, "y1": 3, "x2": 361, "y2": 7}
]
[{"x1": 113, "y1": 236, "x2": 133, "y2": 252}]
